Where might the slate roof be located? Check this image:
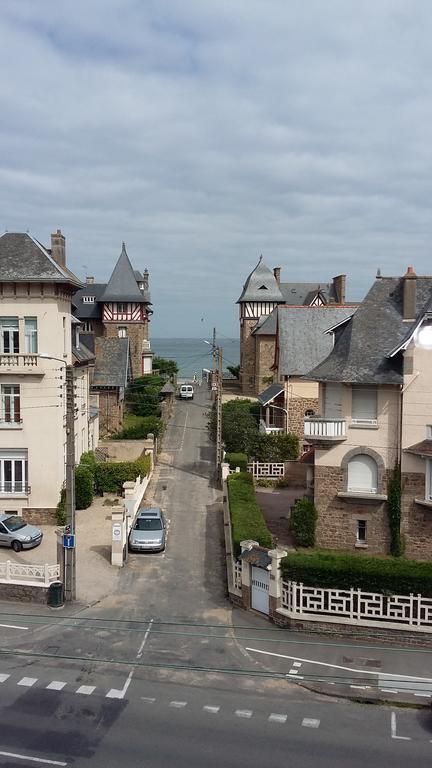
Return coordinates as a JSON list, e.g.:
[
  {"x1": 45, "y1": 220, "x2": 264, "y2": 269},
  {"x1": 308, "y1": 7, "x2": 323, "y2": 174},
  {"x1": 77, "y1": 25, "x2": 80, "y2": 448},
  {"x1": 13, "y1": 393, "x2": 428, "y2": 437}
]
[
  {"x1": 92, "y1": 338, "x2": 130, "y2": 389},
  {"x1": 0, "y1": 232, "x2": 82, "y2": 286},
  {"x1": 279, "y1": 281, "x2": 335, "y2": 305},
  {"x1": 404, "y1": 440, "x2": 432, "y2": 457},
  {"x1": 240, "y1": 546, "x2": 271, "y2": 568},
  {"x1": 73, "y1": 284, "x2": 106, "y2": 319},
  {"x1": 257, "y1": 383, "x2": 284, "y2": 405},
  {"x1": 278, "y1": 305, "x2": 356, "y2": 377},
  {"x1": 237, "y1": 257, "x2": 284, "y2": 303},
  {"x1": 161, "y1": 381, "x2": 176, "y2": 395},
  {"x1": 307, "y1": 276, "x2": 432, "y2": 385},
  {"x1": 100, "y1": 243, "x2": 151, "y2": 303},
  {"x1": 252, "y1": 308, "x2": 278, "y2": 336},
  {"x1": 72, "y1": 340, "x2": 95, "y2": 365}
]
